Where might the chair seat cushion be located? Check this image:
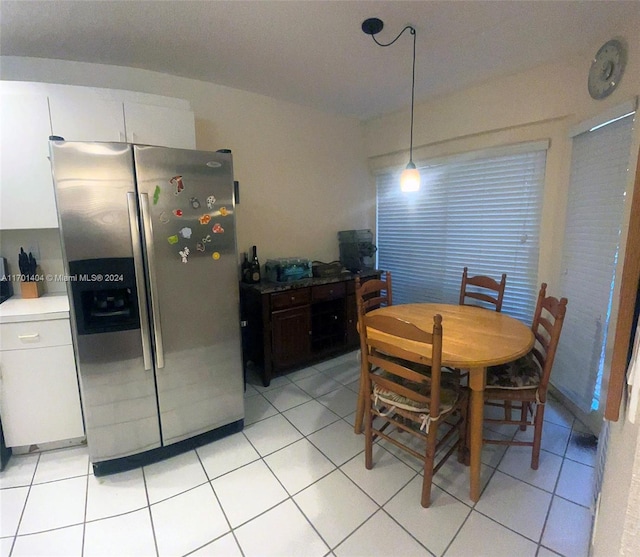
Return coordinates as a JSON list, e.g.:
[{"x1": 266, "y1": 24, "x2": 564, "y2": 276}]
[
  {"x1": 372, "y1": 371, "x2": 458, "y2": 413},
  {"x1": 486, "y1": 352, "x2": 541, "y2": 389}
]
